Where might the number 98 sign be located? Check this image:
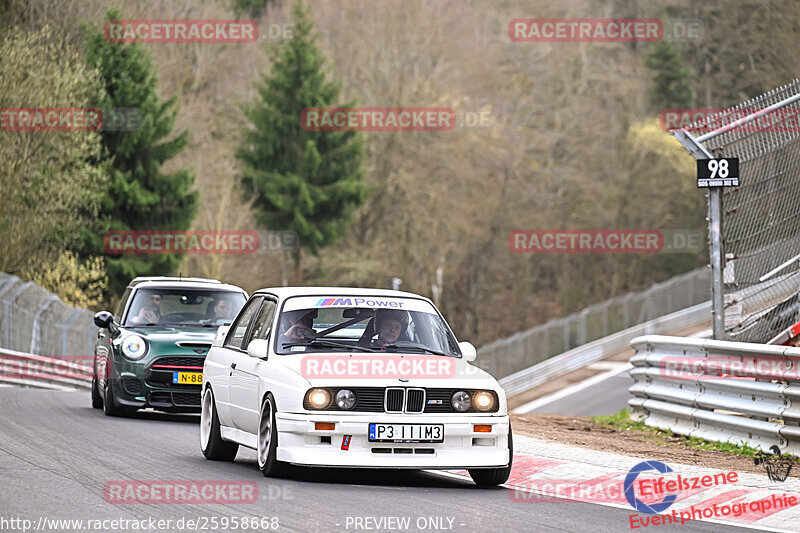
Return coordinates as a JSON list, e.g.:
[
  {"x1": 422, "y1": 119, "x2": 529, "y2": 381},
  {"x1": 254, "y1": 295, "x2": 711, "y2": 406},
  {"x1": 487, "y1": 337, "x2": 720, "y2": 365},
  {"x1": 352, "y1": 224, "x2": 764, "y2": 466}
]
[{"x1": 697, "y1": 158, "x2": 739, "y2": 187}]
